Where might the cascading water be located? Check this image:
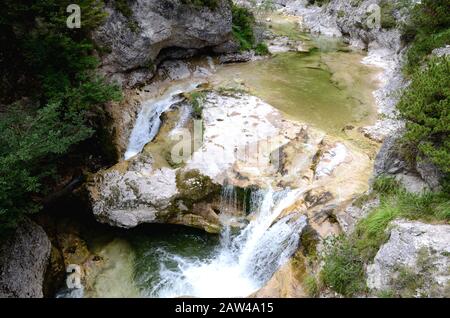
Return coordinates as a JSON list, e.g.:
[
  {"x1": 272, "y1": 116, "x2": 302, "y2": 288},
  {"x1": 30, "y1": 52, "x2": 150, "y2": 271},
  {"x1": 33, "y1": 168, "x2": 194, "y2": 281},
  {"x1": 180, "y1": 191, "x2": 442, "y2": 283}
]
[
  {"x1": 124, "y1": 81, "x2": 203, "y2": 160},
  {"x1": 142, "y1": 187, "x2": 307, "y2": 298}
]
